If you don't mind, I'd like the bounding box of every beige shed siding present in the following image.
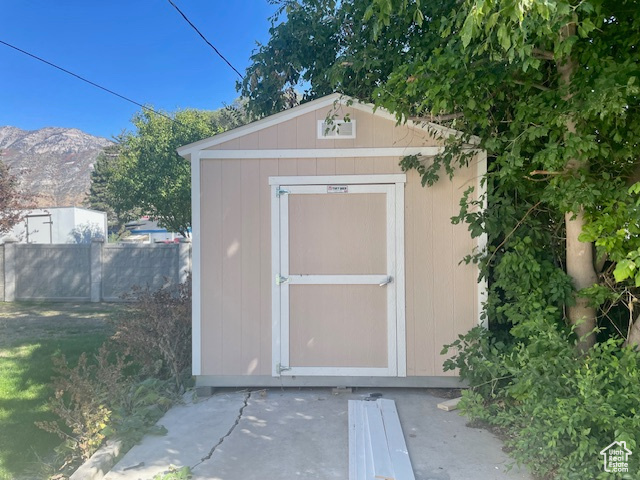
[195,99,479,378]
[200,160,223,374]
[405,168,435,375]
[199,155,479,377]
[288,193,387,275]
[220,160,242,374]
[289,284,388,368]
[452,168,479,368]
[433,172,460,376]
[206,107,441,151]
[241,160,262,375]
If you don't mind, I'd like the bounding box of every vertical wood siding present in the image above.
[198,106,479,377]
[289,285,388,367]
[288,193,387,275]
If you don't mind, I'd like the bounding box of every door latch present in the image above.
[276,274,289,286]
[379,276,393,287]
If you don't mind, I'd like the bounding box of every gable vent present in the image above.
[317,119,357,139]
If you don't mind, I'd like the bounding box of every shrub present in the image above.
[105,377,177,447]
[444,324,640,479]
[36,345,132,467]
[113,276,192,392]
[37,345,178,476]
[441,228,640,478]
[38,276,192,475]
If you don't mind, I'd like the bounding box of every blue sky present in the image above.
[0,1,278,139]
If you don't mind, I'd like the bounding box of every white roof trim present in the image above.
[177,94,478,157]
[178,94,342,156]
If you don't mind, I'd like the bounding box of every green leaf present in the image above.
[485,12,499,32]
[413,8,424,26]
[497,23,511,51]
[613,259,636,283]
[461,14,474,48]
[581,18,596,35]
[628,182,640,195]
[363,5,374,22]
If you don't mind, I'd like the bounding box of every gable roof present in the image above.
[177,93,477,157]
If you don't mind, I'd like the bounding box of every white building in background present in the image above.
[3,206,107,244]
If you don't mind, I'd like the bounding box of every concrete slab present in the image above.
[104,391,248,480]
[393,389,527,480]
[105,388,532,480]
[192,389,347,480]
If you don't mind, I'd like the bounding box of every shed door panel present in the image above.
[289,285,387,368]
[274,182,400,377]
[289,193,386,275]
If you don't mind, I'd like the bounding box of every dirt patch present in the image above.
[0,302,123,347]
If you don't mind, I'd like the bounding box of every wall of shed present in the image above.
[197,104,479,378]
[198,155,479,378]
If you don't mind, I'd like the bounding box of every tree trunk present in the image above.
[622,165,640,348]
[558,22,598,351]
[625,314,640,349]
[565,210,598,350]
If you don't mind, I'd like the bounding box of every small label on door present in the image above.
[327,185,348,193]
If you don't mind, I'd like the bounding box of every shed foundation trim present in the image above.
[194,375,468,388]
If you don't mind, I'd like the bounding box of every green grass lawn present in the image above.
[0,303,117,480]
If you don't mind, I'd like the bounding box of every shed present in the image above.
[178,94,486,388]
[4,206,107,244]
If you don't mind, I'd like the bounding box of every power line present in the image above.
[167,0,244,79]
[0,39,178,124]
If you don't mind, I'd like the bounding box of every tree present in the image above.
[98,106,248,237]
[371,0,639,350]
[85,142,136,237]
[0,160,28,235]
[241,0,640,350]
[239,0,414,117]
[242,4,640,476]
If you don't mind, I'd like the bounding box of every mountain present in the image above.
[0,126,113,207]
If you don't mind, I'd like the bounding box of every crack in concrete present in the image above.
[192,391,252,469]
